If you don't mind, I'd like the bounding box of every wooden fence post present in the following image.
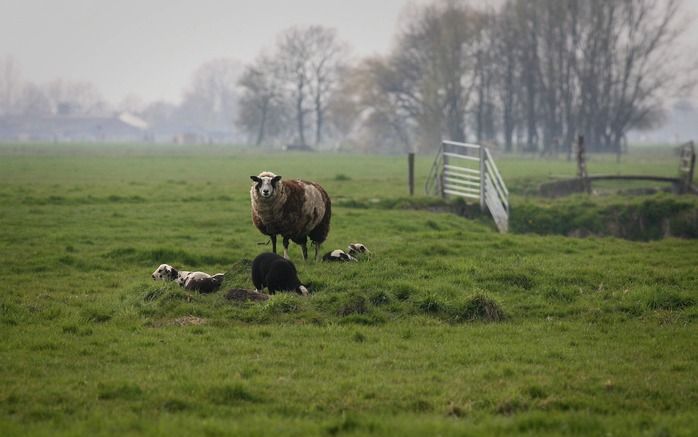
[576,135,591,194]
[408,152,415,196]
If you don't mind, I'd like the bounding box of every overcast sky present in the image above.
[1,0,696,105]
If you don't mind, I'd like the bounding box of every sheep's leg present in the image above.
[270,234,277,253]
[282,237,290,259]
[313,241,321,261]
[300,242,308,261]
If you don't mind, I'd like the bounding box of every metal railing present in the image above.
[426,140,509,232]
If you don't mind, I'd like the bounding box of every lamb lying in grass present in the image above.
[151,263,224,294]
[322,249,357,262]
[347,243,370,257]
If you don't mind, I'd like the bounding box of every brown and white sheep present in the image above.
[250,171,331,261]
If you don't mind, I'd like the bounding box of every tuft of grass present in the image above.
[352,331,367,343]
[337,293,368,316]
[525,385,547,399]
[452,294,506,323]
[391,282,417,301]
[641,290,695,311]
[416,293,443,314]
[80,306,113,324]
[208,383,260,405]
[495,397,528,415]
[97,383,143,401]
[369,290,391,306]
[161,398,190,412]
[262,294,300,315]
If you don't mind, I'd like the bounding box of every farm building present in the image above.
[0,112,149,143]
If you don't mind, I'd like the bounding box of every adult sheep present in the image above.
[250,171,331,261]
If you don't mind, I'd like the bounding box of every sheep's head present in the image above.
[152,264,178,281]
[251,172,282,200]
[348,243,370,256]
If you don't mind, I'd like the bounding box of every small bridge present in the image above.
[540,140,697,197]
[426,140,509,233]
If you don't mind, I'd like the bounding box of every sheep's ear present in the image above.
[250,176,261,183]
[272,175,282,185]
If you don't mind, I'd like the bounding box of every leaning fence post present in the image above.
[440,143,446,198]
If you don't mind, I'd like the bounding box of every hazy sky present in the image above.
[0,0,430,104]
[1,0,696,105]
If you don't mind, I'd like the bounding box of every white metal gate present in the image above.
[426,140,509,232]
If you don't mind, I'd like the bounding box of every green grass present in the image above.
[0,144,697,436]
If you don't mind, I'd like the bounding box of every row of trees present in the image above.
[0,55,243,141]
[2,0,691,152]
[236,0,692,154]
[0,56,108,116]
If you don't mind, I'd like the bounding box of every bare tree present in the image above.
[342,57,415,152]
[490,0,689,155]
[43,79,108,115]
[274,26,349,147]
[19,83,51,115]
[276,27,313,146]
[362,1,486,151]
[472,10,498,144]
[306,26,350,146]
[237,54,287,146]
[180,58,242,132]
[493,4,521,152]
[0,55,23,115]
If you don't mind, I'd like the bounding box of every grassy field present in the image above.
[1,144,697,436]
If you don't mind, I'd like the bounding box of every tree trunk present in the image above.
[296,78,306,146]
[314,93,323,146]
[255,101,268,146]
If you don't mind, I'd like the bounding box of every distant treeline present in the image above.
[0,0,691,153]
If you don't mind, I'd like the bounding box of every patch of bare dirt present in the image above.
[224,288,270,302]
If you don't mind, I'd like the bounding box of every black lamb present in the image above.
[251,252,308,295]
